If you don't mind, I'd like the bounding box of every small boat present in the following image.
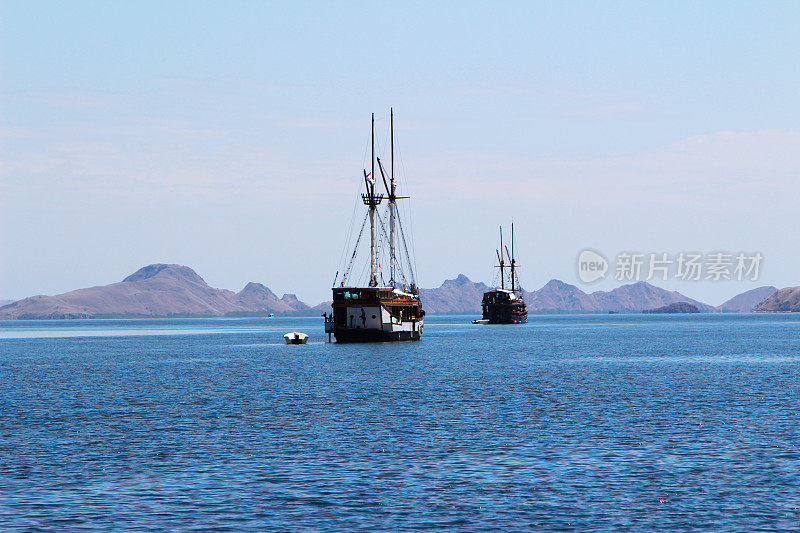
[267,313,275,318]
[284,332,308,344]
[472,319,489,325]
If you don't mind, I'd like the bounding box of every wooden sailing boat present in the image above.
[480,224,528,324]
[324,110,424,342]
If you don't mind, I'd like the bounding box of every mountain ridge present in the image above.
[0,264,309,319]
[419,274,493,313]
[0,266,786,319]
[421,276,722,314]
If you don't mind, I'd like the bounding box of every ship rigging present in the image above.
[324,110,424,342]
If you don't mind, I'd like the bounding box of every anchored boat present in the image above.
[284,332,308,344]
[324,110,424,342]
[480,224,528,324]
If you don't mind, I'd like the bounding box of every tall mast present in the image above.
[389,108,396,287]
[368,112,377,287]
[391,108,394,183]
[510,222,516,292]
[499,226,505,290]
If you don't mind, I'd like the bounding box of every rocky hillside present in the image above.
[310,301,333,313]
[522,279,714,313]
[523,279,598,311]
[753,287,800,312]
[590,282,715,313]
[419,274,492,313]
[718,286,778,312]
[0,264,310,319]
[236,282,309,313]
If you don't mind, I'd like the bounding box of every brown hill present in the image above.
[279,293,310,311]
[236,282,303,313]
[520,279,714,313]
[754,287,800,312]
[0,264,309,319]
[591,281,715,313]
[310,301,333,313]
[523,279,599,311]
[419,274,492,313]
[718,286,778,312]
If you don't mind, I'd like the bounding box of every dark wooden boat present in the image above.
[480,224,528,324]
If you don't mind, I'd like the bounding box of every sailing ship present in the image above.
[324,110,424,342]
[480,224,528,324]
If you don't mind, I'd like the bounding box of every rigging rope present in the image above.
[376,208,409,287]
[336,191,360,279]
[394,131,419,286]
[396,215,416,286]
[340,211,370,286]
[336,112,420,292]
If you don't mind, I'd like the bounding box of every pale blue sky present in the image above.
[2,1,799,305]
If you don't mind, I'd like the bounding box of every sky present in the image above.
[1,1,799,306]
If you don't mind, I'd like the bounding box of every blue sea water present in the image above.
[1,314,799,532]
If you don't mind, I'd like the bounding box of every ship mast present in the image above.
[509,222,516,292]
[498,226,505,290]
[364,113,382,287]
[377,109,409,289]
[389,108,396,287]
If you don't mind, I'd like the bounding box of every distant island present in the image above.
[0,264,320,320]
[717,286,778,312]
[0,264,789,319]
[643,301,700,314]
[754,287,800,312]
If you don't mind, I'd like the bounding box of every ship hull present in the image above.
[481,289,527,324]
[325,287,425,343]
[482,304,528,324]
[332,329,421,343]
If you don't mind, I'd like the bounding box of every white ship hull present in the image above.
[324,288,424,343]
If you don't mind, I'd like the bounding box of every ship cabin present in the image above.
[481,287,527,324]
[482,288,521,305]
[329,286,424,329]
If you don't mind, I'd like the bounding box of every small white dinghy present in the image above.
[284,332,309,345]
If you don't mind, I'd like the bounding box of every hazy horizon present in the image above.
[3,2,799,306]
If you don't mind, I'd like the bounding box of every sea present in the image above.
[1,314,799,532]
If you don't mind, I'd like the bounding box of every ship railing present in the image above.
[323,313,335,333]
